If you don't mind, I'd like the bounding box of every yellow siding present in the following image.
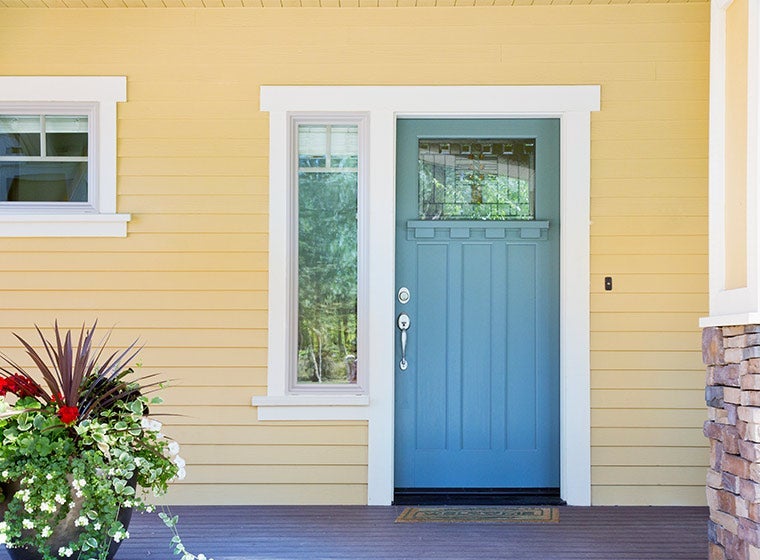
[0,3,708,505]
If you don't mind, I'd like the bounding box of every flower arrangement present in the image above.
[0,322,210,560]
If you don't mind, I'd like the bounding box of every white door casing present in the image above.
[257,85,601,506]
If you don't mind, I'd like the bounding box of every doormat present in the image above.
[395,506,559,524]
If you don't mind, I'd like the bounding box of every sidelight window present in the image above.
[295,122,361,387]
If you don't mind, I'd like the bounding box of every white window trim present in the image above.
[0,77,129,237]
[256,85,600,507]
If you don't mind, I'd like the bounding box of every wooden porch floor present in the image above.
[0,505,708,560]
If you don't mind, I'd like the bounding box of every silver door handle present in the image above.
[398,313,410,371]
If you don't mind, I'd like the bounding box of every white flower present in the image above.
[25,503,35,513]
[39,501,55,513]
[22,519,35,530]
[74,516,89,527]
[45,473,53,480]
[72,478,86,490]
[112,530,129,543]
[167,441,180,456]
[0,534,6,545]
[176,467,186,481]
[173,456,186,469]
[16,489,30,502]
[93,522,101,531]
[0,470,8,478]
[141,417,162,432]
[54,494,66,505]
[58,547,74,557]
[40,526,52,538]
[145,505,154,513]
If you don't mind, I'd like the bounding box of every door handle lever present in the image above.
[397,313,411,371]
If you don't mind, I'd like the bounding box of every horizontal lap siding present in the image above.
[0,3,708,505]
[587,2,709,505]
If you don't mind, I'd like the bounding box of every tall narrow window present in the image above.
[296,123,359,386]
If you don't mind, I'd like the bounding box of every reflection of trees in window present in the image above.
[297,124,358,384]
[418,139,535,220]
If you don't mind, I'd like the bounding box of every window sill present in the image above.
[251,394,370,421]
[0,213,130,237]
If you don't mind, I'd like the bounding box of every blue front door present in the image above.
[394,118,560,489]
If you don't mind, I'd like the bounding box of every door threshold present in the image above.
[393,488,565,506]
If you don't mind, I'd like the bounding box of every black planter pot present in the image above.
[1,479,134,560]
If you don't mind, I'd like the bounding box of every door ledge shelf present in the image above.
[407,220,549,240]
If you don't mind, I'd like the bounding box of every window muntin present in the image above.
[418,138,536,220]
[0,114,91,206]
[296,123,359,386]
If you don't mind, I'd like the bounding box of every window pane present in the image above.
[0,116,41,157]
[0,161,88,202]
[418,138,536,220]
[298,125,328,168]
[46,133,87,157]
[46,115,88,157]
[330,126,359,168]
[297,124,359,385]
[44,115,88,133]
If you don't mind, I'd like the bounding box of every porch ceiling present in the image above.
[0,0,707,7]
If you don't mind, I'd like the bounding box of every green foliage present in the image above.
[0,323,206,560]
[0,396,178,560]
[297,171,358,384]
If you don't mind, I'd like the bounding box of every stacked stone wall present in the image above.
[704,325,760,560]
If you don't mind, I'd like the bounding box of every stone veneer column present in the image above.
[703,325,760,560]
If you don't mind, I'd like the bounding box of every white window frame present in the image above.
[289,115,369,394]
[255,85,600,507]
[0,77,129,237]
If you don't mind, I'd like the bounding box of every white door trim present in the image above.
[260,85,600,506]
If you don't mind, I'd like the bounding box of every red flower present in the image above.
[8,375,40,398]
[0,375,38,398]
[57,406,79,425]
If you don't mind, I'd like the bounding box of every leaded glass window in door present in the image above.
[418,138,535,220]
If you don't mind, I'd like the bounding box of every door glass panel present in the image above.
[296,124,359,385]
[418,138,535,220]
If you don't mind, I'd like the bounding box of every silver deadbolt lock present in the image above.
[397,287,411,305]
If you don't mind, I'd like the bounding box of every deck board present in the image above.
[0,505,708,559]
